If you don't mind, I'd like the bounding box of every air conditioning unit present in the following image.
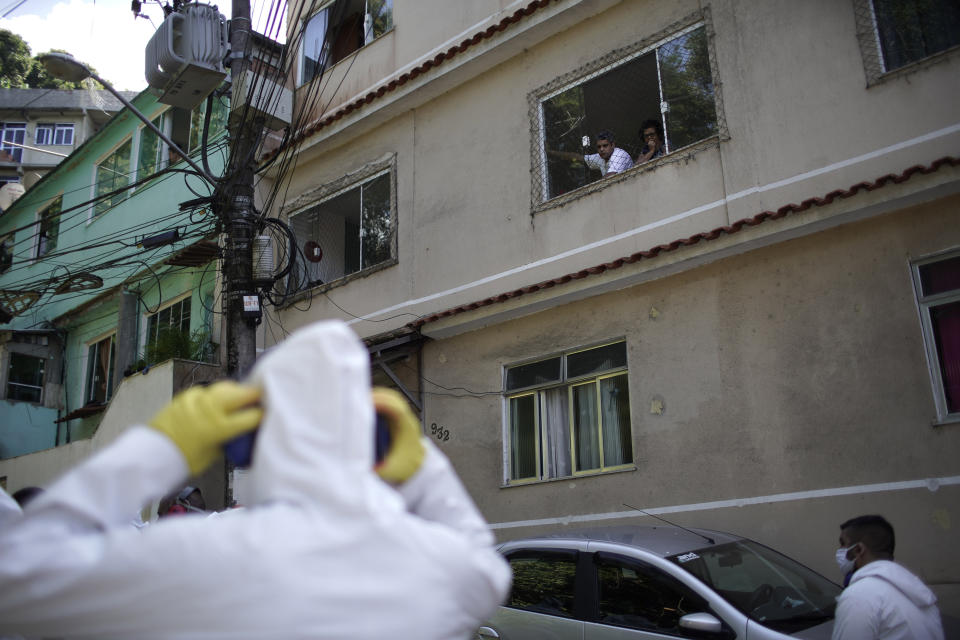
[230,70,292,131]
[145,3,228,110]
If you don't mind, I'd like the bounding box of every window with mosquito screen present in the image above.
[299,0,393,86]
[505,341,632,483]
[0,123,26,163]
[94,139,132,217]
[913,251,960,421]
[288,170,393,289]
[85,334,115,405]
[6,352,45,403]
[36,195,61,259]
[532,22,717,205]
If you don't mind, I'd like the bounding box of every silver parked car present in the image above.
[479,525,841,639]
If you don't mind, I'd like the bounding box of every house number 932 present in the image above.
[429,423,450,442]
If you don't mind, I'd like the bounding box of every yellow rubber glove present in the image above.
[372,387,426,484]
[149,381,263,475]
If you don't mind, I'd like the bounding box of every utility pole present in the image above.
[222,0,261,379]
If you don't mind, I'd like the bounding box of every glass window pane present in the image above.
[659,26,716,151]
[572,381,600,471]
[506,357,561,391]
[600,374,632,466]
[873,0,960,71]
[919,255,960,297]
[35,125,52,145]
[506,551,578,616]
[567,341,627,379]
[7,352,44,403]
[597,556,706,632]
[138,116,163,181]
[0,234,12,274]
[509,394,538,480]
[95,139,131,216]
[360,173,392,269]
[37,195,62,258]
[369,0,392,38]
[931,300,960,414]
[301,8,330,84]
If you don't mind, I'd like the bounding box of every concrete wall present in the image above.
[265,0,960,613]
[418,194,960,613]
[271,0,960,338]
[0,358,227,510]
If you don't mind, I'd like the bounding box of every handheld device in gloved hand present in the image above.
[223,416,392,467]
[224,388,421,477]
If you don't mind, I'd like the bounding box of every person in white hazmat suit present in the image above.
[0,320,511,638]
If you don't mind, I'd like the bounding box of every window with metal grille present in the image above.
[0,123,26,163]
[505,341,632,483]
[85,334,115,405]
[531,22,717,205]
[912,250,960,422]
[36,195,61,259]
[94,139,132,217]
[854,0,960,83]
[288,169,393,289]
[299,0,393,86]
[6,352,45,403]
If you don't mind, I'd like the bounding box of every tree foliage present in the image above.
[0,29,32,88]
[0,30,105,90]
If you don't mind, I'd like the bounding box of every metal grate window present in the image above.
[854,0,960,84]
[530,19,719,207]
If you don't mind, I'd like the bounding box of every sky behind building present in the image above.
[1,0,285,92]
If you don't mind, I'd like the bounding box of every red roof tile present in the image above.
[410,156,960,329]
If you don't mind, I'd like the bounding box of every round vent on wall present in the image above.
[304,240,323,263]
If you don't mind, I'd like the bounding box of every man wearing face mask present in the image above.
[832,514,944,640]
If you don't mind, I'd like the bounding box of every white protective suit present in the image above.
[0,320,511,639]
[832,559,945,640]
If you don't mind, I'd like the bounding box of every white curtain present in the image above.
[541,387,570,478]
[571,383,600,471]
[600,375,631,466]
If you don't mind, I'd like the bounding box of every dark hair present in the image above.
[841,514,895,557]
[639,119,663,138]
[596,130,615,143]
[12,486,44,507]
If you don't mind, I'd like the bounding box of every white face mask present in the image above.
[836,546,856,575]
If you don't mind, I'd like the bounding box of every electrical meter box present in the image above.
[145,3,228,110]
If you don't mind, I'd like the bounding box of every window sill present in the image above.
[866,45,960,87]
[501,464,637,489]
[296,28,395,90]
[532,136,720,215]
[278,257,398,310]
[932,414,960,428]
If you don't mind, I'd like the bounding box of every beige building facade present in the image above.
[264,0,960,613]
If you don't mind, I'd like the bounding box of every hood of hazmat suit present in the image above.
[0,320,511,639]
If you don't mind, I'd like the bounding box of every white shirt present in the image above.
[584,146,634,176]
[833,560,945,640]
[0,321,511,639]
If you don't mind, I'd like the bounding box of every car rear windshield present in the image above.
[669,540,841,633]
